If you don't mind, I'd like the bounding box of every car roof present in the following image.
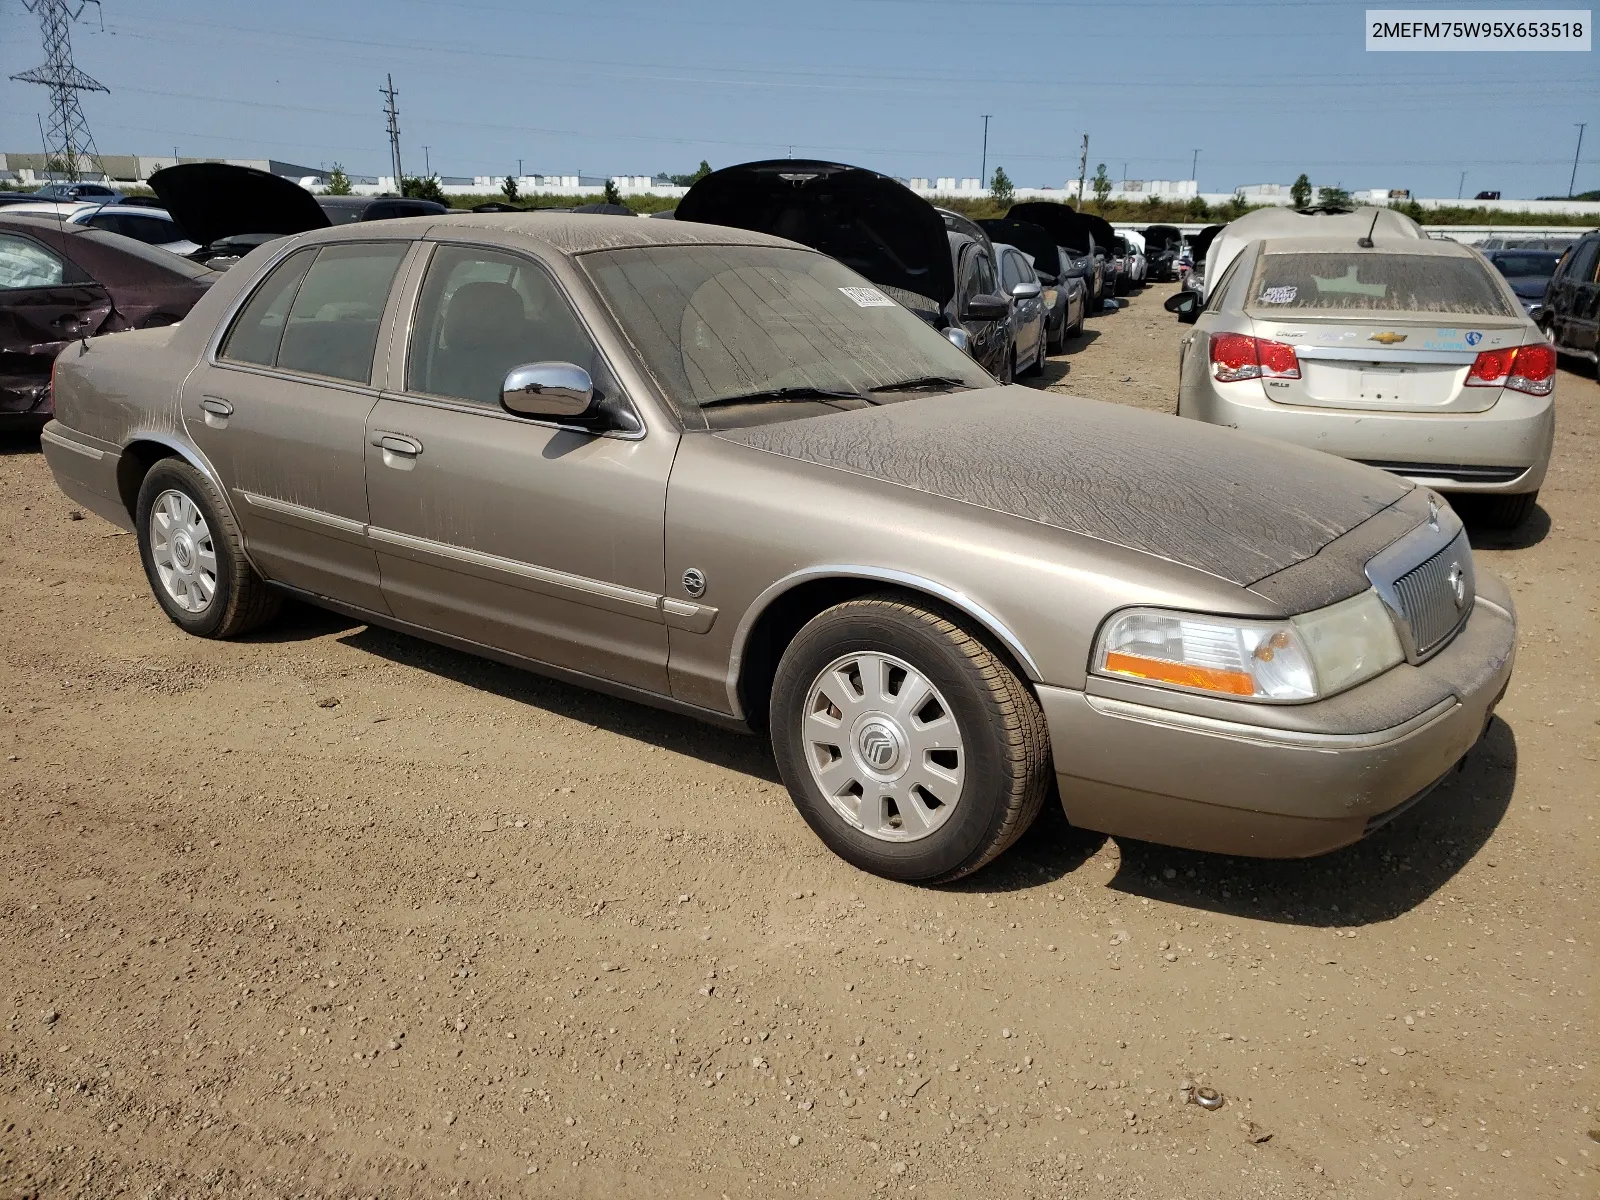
[305,210,809,257]
[1254,234,1477,258]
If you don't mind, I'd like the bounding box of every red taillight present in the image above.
[1210,333,1300,383]
[1506,342,1555,395]
[1466,343,1556,396]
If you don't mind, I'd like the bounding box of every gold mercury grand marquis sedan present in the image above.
[40,213,1517,883]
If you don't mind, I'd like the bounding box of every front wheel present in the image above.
[769,595,1052,883]
[136,458,282,638]
[1458,490,1538,530]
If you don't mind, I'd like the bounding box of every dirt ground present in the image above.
[1,282,1595,1200]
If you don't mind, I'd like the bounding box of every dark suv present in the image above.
[1542,230,1600,373]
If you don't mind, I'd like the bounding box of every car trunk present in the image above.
[1246,314,1529,414]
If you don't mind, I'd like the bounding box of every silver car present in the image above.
[1168,233,1555,528]
[995,243,1048,375]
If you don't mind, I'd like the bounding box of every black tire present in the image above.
[1459,490,1538,530]
[769,594,1052,884]
[135,458,282,638]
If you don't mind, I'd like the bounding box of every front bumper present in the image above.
[1038,577,1516,858]
[1179,379,1555,495]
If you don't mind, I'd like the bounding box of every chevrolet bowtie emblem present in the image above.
[1369,331,1408,344]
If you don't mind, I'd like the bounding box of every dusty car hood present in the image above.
[677,160,954,307]
[714,388,1410,587]
[149,163,330,247]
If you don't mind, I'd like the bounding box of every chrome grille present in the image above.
[1391,530,1474,658]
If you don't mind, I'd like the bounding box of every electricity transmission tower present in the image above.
[10,0,108,182]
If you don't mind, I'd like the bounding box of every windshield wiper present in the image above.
[867,376,974,393]
[699,385,876,410]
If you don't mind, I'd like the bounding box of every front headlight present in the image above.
[1093,590,1403,702]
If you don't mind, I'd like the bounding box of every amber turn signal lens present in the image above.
[1102,651,1257,696]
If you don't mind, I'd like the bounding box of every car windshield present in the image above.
[1488,251,1561,280]
[582,244,992,426]
[1247,251,1518,317]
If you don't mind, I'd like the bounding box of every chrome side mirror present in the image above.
[1010,280,1043,300]
[501,361,594,418]
[943,326,971,354]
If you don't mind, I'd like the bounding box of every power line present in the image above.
[9,0,108,181]
[381,73,403,185]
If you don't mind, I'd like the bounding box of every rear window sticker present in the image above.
[1465,331,1483,345]
[839,286,896,308]
[1258,285,1298,304]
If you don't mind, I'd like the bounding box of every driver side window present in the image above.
[406,244,611,407]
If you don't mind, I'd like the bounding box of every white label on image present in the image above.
[1260,286,1299,305]
[839,287,896,308]
[1366,9,1590,50]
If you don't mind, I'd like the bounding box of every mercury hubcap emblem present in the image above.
[857,720,903,773]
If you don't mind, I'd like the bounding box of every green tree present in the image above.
[324,164,353,196]
[669,160,713,186]
[603,179,624,206]
[1290,173,1312,210]
[1185,195,1211,220]
[1316,183,1353,211]
[401,174,445,203]
[1091,163,1113,211]
[502,175,520,203]
[988,166,1014,206]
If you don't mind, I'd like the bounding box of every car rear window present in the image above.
[1488,252,1560,279]
[1247,252,1517,317]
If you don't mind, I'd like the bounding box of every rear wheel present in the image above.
[136,458,282,638]
[1459,490,1538,530]
[769,595,1052,883]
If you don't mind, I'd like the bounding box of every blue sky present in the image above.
[2,0,1595,197]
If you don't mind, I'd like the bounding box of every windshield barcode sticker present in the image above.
[839,286,896,307]
[1259,286,1299,304]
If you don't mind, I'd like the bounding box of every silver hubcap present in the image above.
[149,489,217,614]
[801,651,965,842]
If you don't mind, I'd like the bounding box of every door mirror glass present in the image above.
[961,294,1010,322]
[502,361,595,418]
[1164,291,1200,323]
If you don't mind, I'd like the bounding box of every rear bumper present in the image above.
[39,421,132,530]
[1179,381,1555,494]
[1038,584,1516,858]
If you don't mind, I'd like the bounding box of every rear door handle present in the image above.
[199,396,234,428]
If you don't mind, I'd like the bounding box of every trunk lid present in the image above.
[1247,315,1530,413]
[714,387,1409,587]
[149,162,331,248]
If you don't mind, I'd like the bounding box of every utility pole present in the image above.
[381,73,403,187]
[1190,148,1200,185]
[11,0,108,182]
[517,157,523,179]
[1457,170,1466,200]
[980,115,992,186]
[1121,161,1127,186]
[1571,123,1587,198]
[423,145,430,176]
[1076,133,1089,204]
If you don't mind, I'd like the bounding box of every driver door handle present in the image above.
[371,432,423,456]
[200,397,234,416]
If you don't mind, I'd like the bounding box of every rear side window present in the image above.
[999,251,1024,290]
[1568,238,1600,284]
[0,232,68,289]
[220,248,317,366]
[275,243,408,382]
[1247,252,1517,317]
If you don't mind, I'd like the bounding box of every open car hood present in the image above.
[977,219,1063,278]
[677,160,954,307]
[716,387,1410,587]
[149,163,331,248]
[1006,202,1105,258]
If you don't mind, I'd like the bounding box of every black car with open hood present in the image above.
[150,163,449,267]
[677,160,954,311]
[1142,224,1182,282]
[1005,202,1104,308]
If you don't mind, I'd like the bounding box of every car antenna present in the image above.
[1357,206,1381,249]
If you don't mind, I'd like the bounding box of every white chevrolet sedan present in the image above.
[1167,232,1555,529]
